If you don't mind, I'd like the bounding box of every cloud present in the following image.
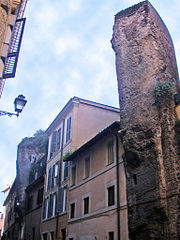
[68,0,83,12]
[53,33,81,57]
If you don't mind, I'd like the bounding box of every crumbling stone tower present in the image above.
[112,1,180,239]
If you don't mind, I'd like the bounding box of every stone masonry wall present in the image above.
[0,0,12,53]
[16,132,48,210]
[0,0,13,94]
[112,1,180,239]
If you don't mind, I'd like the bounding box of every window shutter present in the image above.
[47,167,52,191]
[48,194,53,218]
[84,157,90,178]
[108,141,114,164]
[64,188,67,212]
[57,128,61,151]
[50,131,57,157]
[42,198,47,219]
[63,162,69,180]
[57,188,64,213]
[55,192,57,215]
[51,164,55,189]
[66,116,72,143]
[37,187,44,205]
[55,162,59,186]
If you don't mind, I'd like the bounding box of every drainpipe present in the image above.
[56,118,65,239]
[112,131,121,240]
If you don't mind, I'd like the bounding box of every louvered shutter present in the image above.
[54,192,57,215]
[57,188,64,213]
[55,162,59,186]
[50,131,57,158]
[51,164,55,189]
[66,116,72,143]
[48,194,53,218]
[63,161,69,180]
[47,167,52,191]
[42,198,47,219]
[57,128,61,151]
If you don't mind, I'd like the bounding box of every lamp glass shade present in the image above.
[14,95,27,113]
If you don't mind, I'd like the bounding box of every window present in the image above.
[37,187,44,205]
[109,232,114,240]
[50,232,54,240]
[50,128,62,158]
[27,196,33,210]
[51,164,55,189]
[108,186,115,206]
[42,233,48,240]
[54,163,59,181]
[84,157,90,179]
[132,174,137,186]
[70,203,75,219]
[63,188,67,212]
[61,229,66,240]
[47,167,52,191]
[47,163,59,191]
[83,197,89,214]
[32,227,35,240]
[107,140,114,165]
[71,166,76,186]
[52,162,59,188]
[65,116,72,143]
[50,131,57,158]
[43,198,48,219]
[63,161,69,180]
[57,188,67,213]
[53,192,57,216]
[48,194,53,218]
[57,128,62,151]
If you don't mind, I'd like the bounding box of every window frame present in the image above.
[71,165,76,186]
[50,131,57,158]
[62,188,67,213]
[82,193,91,215]
[106,139,115,166]
[105,181,116,208]
[56,127,62,151]
[70,202,75,219]
[62,161,69,181]
[43,197,49,220]
[65,114,72,144]
[37,187,44,205]
[107,185,115,207]
[27,195,33,211]
[48,193,54,218]
[83,156,90,179]
[109,232,114,240]
[52,192,57,217]
[47,167,52,191]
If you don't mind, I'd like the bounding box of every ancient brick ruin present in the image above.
[112,1,180,239]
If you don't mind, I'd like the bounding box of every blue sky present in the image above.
[0,0,180,210]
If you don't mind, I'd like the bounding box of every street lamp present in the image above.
[0,94,27,117]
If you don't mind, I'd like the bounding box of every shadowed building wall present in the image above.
[112,1,180,239]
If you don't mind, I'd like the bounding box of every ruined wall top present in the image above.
[112,0,180,127]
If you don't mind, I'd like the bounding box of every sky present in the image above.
[0,0,180,211]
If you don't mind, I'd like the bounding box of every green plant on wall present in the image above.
[62,150,76,161]
[29,155,46,183]
[155,81,176,103]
